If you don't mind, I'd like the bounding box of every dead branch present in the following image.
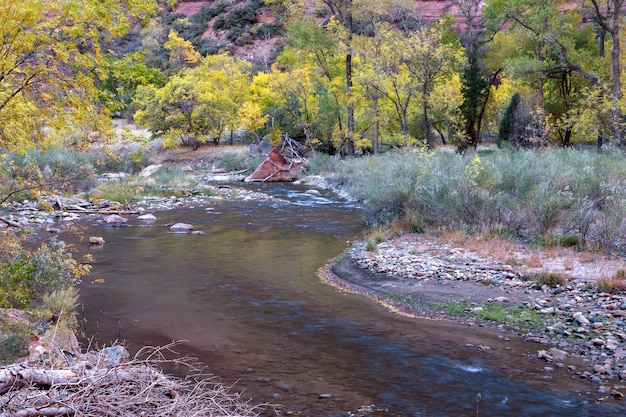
[1,343,273,417]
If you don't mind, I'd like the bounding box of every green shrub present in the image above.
[534,272,566,288]
[535,233,581,249]
[0,233,89,310]
[0,146,98,201]
[42,288,80,330]
[220,152,247,171]
[0,320,31,364]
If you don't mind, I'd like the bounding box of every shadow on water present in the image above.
[74,183,624,416]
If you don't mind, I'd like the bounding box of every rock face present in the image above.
[245,148,300,182]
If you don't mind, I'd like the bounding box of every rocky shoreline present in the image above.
[321,234,626,402]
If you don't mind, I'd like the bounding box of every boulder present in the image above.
[104,214,127,224]
[89,236,105,245]
[245,148,300,182]
[139,164,162,177]
[170,223,193,231]
[137,213,157,221]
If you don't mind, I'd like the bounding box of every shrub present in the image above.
[0,146,98,202]
[0,233,90,310]
[254,23,285,40]
[596,271,626,294]
[535,233,581,249]
[534,272,567,288]
[0,320,31,365]
[365,240,377,252]
[220,152,247,171]
[310,148,626,251]
[42,287,80,328]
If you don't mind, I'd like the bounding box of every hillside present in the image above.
[169,0,477,66]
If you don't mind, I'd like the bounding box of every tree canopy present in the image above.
[0,0,157,151]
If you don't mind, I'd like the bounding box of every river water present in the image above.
[74,183,624,416]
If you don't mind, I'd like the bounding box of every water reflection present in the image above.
[75,183,624,416]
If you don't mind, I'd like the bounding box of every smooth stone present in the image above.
[170,223,193,231]
[104,214,127,224]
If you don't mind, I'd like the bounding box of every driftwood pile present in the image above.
[0,344,270,417]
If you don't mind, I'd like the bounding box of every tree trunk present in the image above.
[345,14,355,156]
[373,93,379,154]
[422,83,432,148]
[611,6,623,144]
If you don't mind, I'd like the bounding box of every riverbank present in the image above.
[321,233,626,403]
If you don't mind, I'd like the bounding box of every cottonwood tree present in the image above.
[402,22,465,148]
[484,0,623,146]
[0,0,157,151]
[134,54,252,148]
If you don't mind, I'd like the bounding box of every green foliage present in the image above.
[533,272,567,288]
[535,233,581,249]
[0,146,99,204]
[42,288,80,330]
[365,240,378,252]
[497,93,521,146]
[219,152,247,171]
[0,233,90,310]
[0,320,31,364]
[213,1,261,44]
[134,54,252,148]
[98,56,167,115]
[438,298,544,329]
[459,61,491,150]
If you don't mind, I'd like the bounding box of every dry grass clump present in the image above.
[596,270,626,294]
[562,257,575,271]
[0,343,273,417]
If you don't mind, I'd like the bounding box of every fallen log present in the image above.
[1,406,75,417]
[0,368,77,395]
[61,210,138,215]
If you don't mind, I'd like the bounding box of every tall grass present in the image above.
[310,148,626,251]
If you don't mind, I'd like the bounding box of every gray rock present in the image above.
[138,213,157,221]
[170,223,193,231]
[101,345,130,367]
[104,214,127,224]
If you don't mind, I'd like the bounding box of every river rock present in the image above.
[573,312,590,326]
[104,214,127,224]
[548,347,568,362]
[89,236,105,245]
[137,213,157,221]
[170,223,193,231]
[100,345,130,367]
[139,164,162,177]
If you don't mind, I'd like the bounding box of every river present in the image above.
[75,183,624,416]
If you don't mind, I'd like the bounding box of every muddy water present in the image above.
[76,184,623,416]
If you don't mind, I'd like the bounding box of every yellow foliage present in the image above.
[238,102,269,137]
[0,0,157,152]
[164,30,201,67]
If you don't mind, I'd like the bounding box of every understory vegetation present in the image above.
[311,147,626,253]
